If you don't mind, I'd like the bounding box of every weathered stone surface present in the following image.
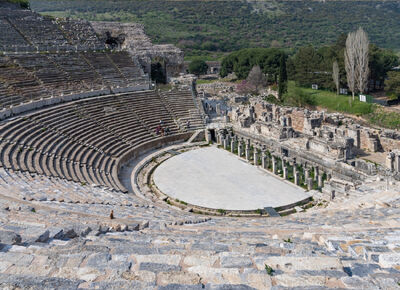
[183,255,219,267]
[139,263,181,273]
[159,285,204,290]
[158,271,201,286]
[257,256,342,272]
[135,254,181,266]
[35,230,50,243]
[219,254,253,268]
[0,274,83,289]
[379,253,400,268]
[187,266,241,284]
[0,230,21,245]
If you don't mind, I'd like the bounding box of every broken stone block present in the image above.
[35,230,50,243]
[0,230,22,245]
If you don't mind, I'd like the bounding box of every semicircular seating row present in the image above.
[0,90,204,192]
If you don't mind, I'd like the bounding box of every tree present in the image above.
[332,60,340,95]
[354,27,369,95]
[345,30,357,99]
[386,71,400,99]
[236,80,257,95]
[278,54,287,98]
[220,48,283,80]
[345,27,370,99]
[247,65,266,92]
[189,59,208,76]
[291,45,322,87]
[369,45,399,91]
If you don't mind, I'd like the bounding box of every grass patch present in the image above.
[265,264,275,276]
[217,208,226,215]
[284,81,400,129]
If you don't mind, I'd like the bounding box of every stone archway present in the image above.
[151,57,167,84]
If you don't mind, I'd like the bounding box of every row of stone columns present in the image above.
[216,132,328,190]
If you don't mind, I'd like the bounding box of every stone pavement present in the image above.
[153,147,310,210]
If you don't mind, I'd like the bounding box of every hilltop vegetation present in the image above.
[30,0,400,59]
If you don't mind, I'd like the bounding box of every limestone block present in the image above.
[378,253,400,268]
[0,230,22,245]
[35,230,50,243]
[135,255,181,266]
[157,271,201,286]
[257,256,342,272]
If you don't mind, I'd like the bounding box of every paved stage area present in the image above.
[153,146,310,210]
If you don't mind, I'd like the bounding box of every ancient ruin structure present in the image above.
[0,3,399,289]
[91,22,184,81]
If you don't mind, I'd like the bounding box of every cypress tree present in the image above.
[278,53,288,98]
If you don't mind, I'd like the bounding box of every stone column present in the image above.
[318,174,323,188]
[294,171,299,185]
[245,143,250,161]
[253,149,259,166]
[205,129,212,143]
[283,167,288,179]
[231,139,235,153]
[304,168,310,181]
[261,151,266,169]
[223,136,228,150]
[314,166,319,181]
[395,152,400,173]
[307,178,313,190]
[238,142,243,157]
[272,156,277,174]
[386,152,395,171]
[216,104,221,116]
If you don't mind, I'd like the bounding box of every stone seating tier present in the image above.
[0,162,399,288]
[0,8,106,52]
[0,51,150,109]
[0,89,203,192]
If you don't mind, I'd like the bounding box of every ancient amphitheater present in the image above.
[0,3,400,289]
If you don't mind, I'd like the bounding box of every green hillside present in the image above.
[30,0,400,59]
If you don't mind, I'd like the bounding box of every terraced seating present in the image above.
[12,54,72,95]
[0,166,398,288]
[161,90,205,130]
[56,18,105,49]
[0,56,48,105]
[0,16,29,47]
[0,90,202,192]
[117,91,180,135]
[0,51,150,109]
[107,51,146,85]
[83,52,128,88]
[7,12,68,48]
[49,53,105,91]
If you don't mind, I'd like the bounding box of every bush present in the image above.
[284,87,316,107]
[189,59,208,75]
[265,264,275,276]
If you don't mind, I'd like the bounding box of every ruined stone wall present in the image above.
[91,21,184,80]
[380,137,400,152]
[288,110,305,133]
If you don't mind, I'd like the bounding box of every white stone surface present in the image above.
[153,147,310,210]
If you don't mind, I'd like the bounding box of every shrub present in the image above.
[189,59,208,76]
[265,264,275,276]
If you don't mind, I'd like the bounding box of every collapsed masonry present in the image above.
[208,97,400,199]
[91,21,184,81]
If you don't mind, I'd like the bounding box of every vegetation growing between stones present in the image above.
[264,264,274,276]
